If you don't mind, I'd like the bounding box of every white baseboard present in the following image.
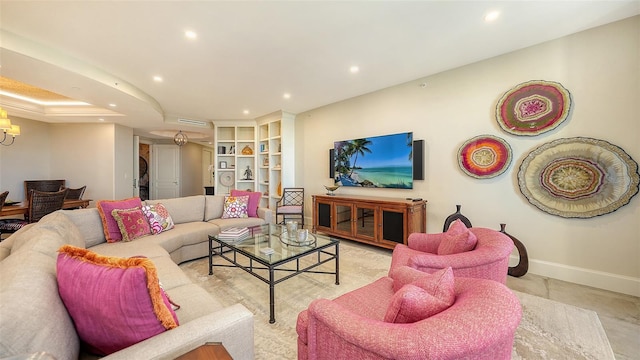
[511,255,640,297]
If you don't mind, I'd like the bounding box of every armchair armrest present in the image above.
[407,232,443,253]
[257,207,272,224]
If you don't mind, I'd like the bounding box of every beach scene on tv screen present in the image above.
[334,132,413,189]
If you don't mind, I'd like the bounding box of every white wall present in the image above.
[0,117,51,200]
[297,17,640,296]
[49,123,118,202]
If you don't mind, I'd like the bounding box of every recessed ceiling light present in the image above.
[243,109,250,115]
[283,93,291,99]
[98,118,105,122]
[108,103,117,107]
[185,30,197,39]
[153,76,163,82]
[350,65,360,74]
[484,10,500,22]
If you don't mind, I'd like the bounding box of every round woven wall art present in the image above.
[518,137,639,218]
[458,135,512,179]
[496,80,571,136]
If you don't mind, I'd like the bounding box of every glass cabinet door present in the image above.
[354,204,376,241]
[333,201,353,236]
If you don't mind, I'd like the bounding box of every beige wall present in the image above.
[297,17,640,296]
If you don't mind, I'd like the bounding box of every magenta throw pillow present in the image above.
[437,219,478,255]
[112,207,151,241]
[230,189,262,217]
[97,197,143,243]
[56,245,179,356]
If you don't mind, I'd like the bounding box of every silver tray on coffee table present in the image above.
[276,230,317,247]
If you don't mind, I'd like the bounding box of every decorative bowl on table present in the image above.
[324,185,340,196]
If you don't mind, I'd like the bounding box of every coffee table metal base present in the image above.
[208,236,339,323]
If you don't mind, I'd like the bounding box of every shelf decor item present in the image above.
[241,145,253,155]
[518,137,639,218]
[496,80,571,136]
[458,135,512,179]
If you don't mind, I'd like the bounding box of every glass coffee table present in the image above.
[208,223,340,323]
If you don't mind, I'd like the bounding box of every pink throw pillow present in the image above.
[112,207,151,241]
[141,203,175,235]
[384,285,452,323]
[222,195,249,219]
[97,197,143,243]
[56,245,179,356]
[437,219,478,255]
[385,266,456,323]
[230,189,261,217]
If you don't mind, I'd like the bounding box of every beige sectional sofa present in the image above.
[0,195,272,360]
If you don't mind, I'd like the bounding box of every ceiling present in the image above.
[0,1,638,143]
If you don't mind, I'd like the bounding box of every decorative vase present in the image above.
[277,182,282,196]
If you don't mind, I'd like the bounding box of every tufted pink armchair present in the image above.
[389,227,514,284]
[297,276,522,360]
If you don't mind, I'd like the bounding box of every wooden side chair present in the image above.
[0,189,68,237]
[275,187,305,226]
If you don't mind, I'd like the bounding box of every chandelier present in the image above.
[0,107,20,146]
[173,130,188,146]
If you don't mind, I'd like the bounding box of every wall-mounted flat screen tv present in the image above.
[334,132,413,189]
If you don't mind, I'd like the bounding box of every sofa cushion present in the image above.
[145,196,205,224]
[222,195,249,219]
[142,203,175,234]
[9,212,85,258]
[97,197,143,243]
[230,190,261,217]
[113,207,152,241]
[0,248,80,360]
[56,245,179,356]
[204,195,225,221]
[60,208,106,247]
[437,219,478,255]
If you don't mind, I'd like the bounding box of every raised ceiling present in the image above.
[0,1,638,142]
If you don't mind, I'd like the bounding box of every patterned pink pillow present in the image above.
[111,207,151,241]
[391,266,454,298]
[56,245,179,356]
[97,197,143,243]
[230,189,262,217]
[222,195,249,219]
[385,266,456,323]
[141,203,174,235]
[384,284,452,323]
[437,219,478,255]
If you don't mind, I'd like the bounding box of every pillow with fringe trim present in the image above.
[56,245,179,356]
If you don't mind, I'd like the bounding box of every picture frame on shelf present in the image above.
[219,161,227,169]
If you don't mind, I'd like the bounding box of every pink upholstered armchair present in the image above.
[297,275,522,360]
[389,226,514,284]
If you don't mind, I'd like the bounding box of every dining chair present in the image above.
[63,185,86,200]
[0,188,68,238]
[24,180,66,197]
[275,187,305,226]
[0,191,8,209]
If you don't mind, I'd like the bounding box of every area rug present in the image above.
[180,242,614,360]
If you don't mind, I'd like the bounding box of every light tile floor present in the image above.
[507,273,640,360]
